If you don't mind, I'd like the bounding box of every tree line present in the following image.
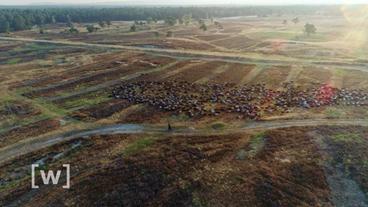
[0,6,341,33]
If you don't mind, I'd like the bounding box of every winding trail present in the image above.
[2,36,368,73]
[0,36,294,64]
[0,118,367,165]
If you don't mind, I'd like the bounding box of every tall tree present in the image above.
[292,17,300,24]
[165,17,176,26]
[98,21,106,28]
[0,16,10,33]
[51,16,56,24]
[69,26,79,34]
[166,31,173,37]
[200,23,207,31]
[183,14,192,26]
[0,6,331,32]
[146,17,153,24]
[86,25,98,33]
[66,14,73,27]
[214,21,223,29]
[178,18,184,25]
[130,24,136,32]
[154,31,160,38]
[13,15,26,31]
[35,15,45,25]
[304,23,316,36]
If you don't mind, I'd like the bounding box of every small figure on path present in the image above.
[168,122,172,131]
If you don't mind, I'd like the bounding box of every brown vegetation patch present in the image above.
[119,105,171,124]
[1,127,335,206]
[196,127,332,206]
[167,61,225,82]
[316,126,368,195]
[342,70,368,89]
[9,133,242,206]
[212,36,258,50]
[0,101,40,118]
[25,55,174,98]
[131,61,191,82]
[71,99,132,121]
[195,34,229,41]
[253,65,291,88]
[297,66,333,87]
[210,63,255,84]
[0,119,60,148]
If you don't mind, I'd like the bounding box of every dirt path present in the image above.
[239,65,265,84]
[195,64,230,83]
[1,118,368,165]
[2,36,368,73]
[159,61,207,80]
[170,36,231,52]
[284,65,303,83]
[0,36,293,63]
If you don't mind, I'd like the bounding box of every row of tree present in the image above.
[0,6,340,33]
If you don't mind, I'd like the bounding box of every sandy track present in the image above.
[0,118,367,165]
[2,36,368,73]
[240,65,264,84]
[285,65,303,82]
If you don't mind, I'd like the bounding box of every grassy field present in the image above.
[1,12,368,206]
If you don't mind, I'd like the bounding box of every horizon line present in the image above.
[0,3,367,6]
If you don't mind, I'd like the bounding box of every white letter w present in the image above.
[40,170,62,185]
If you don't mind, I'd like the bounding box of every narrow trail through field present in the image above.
[240,65,265,84]
[158,61,206,80]
[1,118,368,165]
[2,36,368,73]
[329,69,345,88]
[195,64,230,83]
[47,61,179,102]
[285,65,303,82]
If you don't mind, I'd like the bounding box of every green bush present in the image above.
[332,133,362,143]
[211,122,226,130]
[124,137,155,156]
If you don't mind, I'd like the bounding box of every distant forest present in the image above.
[0,6,342,33]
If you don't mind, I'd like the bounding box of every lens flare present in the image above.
[340,3,368,52]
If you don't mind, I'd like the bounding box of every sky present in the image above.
[1,0,368,5]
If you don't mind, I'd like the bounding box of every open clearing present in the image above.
[1,11,368,206]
